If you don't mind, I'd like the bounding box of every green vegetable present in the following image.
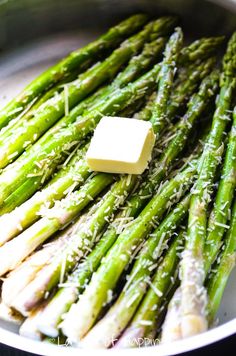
[0,14,148,129]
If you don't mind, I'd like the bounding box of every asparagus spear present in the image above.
[1,219,80,307]
[179,32,236,339]
[204,106,236,273]
[36,227,120,337]
[161,288,182,343]
[37,69,217,331]
[37,193,190,338]
[0,48,218,215]
[31,107,209,337]
[207,197,236,324]
[0,14,148,129]
[178,36,225,64]
[0,69,81,141]
[0,22,159,169]
[0,36,166,214]
[0,36,166,161]
[19,303,48,341]
[79,197,189,348]
[134,92,156,121]
[54,69,217,334]
[0,37,167,239]
[10,174,138,315]
[60,162,197,342]
[0,144,91,245]
[115,232,184,349]
[167,57,216,119]
[119,69,218,220]
[0,63,161,212]
[161,107,236,342]
[0,173,115,277]
[150,27,183,134]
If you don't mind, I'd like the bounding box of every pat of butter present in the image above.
[86,116,155,174]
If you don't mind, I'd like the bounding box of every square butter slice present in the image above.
[86,116,155,174]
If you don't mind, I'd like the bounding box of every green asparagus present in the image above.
[0,36,166,163]
[79,198,189,348]
[0,14,148,129]
[207,197,236,323]
[178,36,225,64]
[167,57,216,119]
[115,232,184,349]
[0,63,161,213]
[60,162,197,342]
[0,21,160,169]
[150,27,183,134]
[0,173,115,277]
[10,174,139,315]
[0,144,91,245]
[204,106,236,273]
[179,32,236,339]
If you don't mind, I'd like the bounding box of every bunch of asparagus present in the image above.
[0,14,235,349]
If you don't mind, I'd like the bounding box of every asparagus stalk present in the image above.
[37,227,120,337]
[0,37,166,240]
[178,36,225,64]
[134,92,156,121]
[115,232,184,349]
[0,144,91,245]
[120,69,218,220]
[79,197,189,348]
[10,174,138,315]
[207,197,236,324]
[0,14,148,129]
[0,63,161,212]
[0,35,166,214]
[0,173,115,277]
[0,21,159,169]
[19,303,48,341]
[37,194,190,338]
[60,162,197,343]
[178,32,236,339]
[204,106,236,273]
[167,57,216,119]
[35,106,211,338]
[1,220,80,307]
[0,36,166,162]
[150,27,183,134]
[161,107,236,342]
[0,69,80,141]
[38,69,217,332]
[55,69,217,333]
[161,288,182,343]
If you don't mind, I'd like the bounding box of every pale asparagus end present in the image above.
[60,300,91,343]
[37,287,78,338]
[19,307,45,340]
[1,245,54,306]
[10,263,56,317]
[161,288,182,343]
[180,250,208,338]
[80,312,119,349]
[114,327,145,348]
[0,217,57,276]
[181,314,208,338]
[0,303,23,325]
